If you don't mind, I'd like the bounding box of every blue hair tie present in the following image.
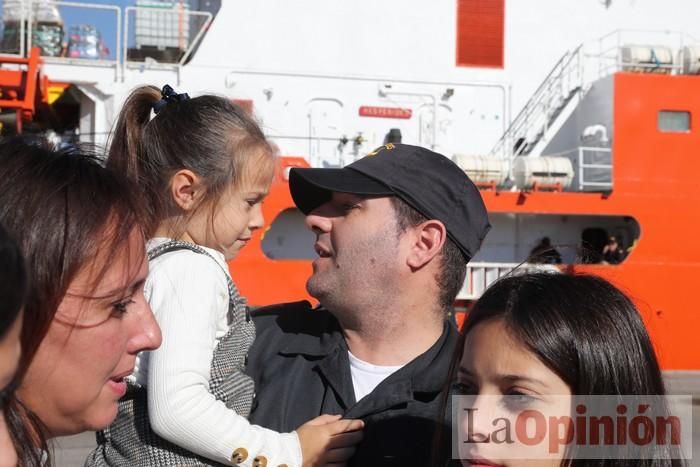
[153,84,190,115]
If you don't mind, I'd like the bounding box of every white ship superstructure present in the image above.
[1,0,697,163]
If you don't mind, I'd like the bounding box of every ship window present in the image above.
[658,110,690,132]
[470,213,641,266]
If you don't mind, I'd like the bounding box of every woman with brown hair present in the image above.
[0,138,162,466]
[0,221,26,467]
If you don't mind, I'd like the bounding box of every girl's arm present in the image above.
[146,251,302,466]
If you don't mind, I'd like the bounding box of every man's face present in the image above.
[304,192,404,313]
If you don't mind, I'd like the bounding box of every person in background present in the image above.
[0,138,162,467]
[529,237,562,264]
[89,85,362,467]
[0,221,26,467]
[602,235,625,264]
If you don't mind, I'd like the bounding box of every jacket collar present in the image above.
[406,320,458,393]
[279,309,459,396]
[279,307,346,357]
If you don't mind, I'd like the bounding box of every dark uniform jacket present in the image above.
[247,301,458,467]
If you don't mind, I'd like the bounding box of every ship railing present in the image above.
[457,262,560,300]
[590,29,699,79]
[36,2,121,79]
[578,146,612,191]
[122,6,213,82]
[489,29,700,167]
[489,44,584,161]
[0,0,29,57]
[0,1,122,79]
[0,1,213,82]
[539,145,613,192]
[0,0,122,79]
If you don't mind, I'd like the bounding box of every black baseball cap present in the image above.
[289,143,491,260]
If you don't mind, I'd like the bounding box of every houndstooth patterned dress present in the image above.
[86,240,256,467]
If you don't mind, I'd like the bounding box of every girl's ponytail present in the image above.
[107,86,161,235]
[107,86,160,185]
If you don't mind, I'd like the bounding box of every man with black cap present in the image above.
[247,143,490,467]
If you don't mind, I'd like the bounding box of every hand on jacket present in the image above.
[297,414,364,467]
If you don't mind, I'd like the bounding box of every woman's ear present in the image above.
[406,220,447,269]
[170,169,202,211]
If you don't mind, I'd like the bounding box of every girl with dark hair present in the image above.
[0,222,26,467]
[0,138,162,467]
[89,85,362,467]
[449,272,683,467]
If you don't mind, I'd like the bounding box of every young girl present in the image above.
[441,272,684,467]
[89,85,362,467]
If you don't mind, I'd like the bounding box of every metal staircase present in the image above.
[490,45,585,160]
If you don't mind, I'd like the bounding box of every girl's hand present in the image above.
[296,414,364,467]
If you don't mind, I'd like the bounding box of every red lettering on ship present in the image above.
[358,106,412,119]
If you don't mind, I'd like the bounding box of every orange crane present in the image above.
[0,47,49,133]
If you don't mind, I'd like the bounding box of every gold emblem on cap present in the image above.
[367,143,395,157]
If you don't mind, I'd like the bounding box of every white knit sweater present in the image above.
[131,238,302,467]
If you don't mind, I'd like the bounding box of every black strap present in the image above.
[147,240,250,321]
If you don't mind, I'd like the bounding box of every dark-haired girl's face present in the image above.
[0,312,22,467]
[17,228,162,437]
[457,319,571,467]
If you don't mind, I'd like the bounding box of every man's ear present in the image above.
[170,169,203,211]
[406,220,447,269]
